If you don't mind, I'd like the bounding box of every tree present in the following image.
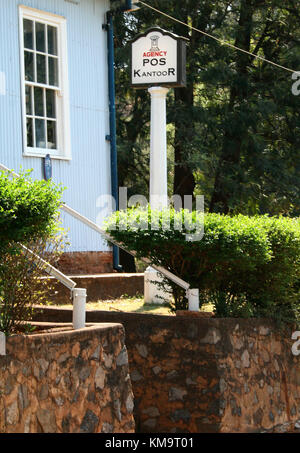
[114,0,300,217]
[208,0,300,215]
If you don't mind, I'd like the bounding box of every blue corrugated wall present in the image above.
[0,0,112,252]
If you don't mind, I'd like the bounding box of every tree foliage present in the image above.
[114,0,300,216]
[0,170,63,249]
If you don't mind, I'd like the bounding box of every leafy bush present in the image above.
[0,237,65,336]
[105,208,300,324]
[0,169,63,249]
[0,170,65,335]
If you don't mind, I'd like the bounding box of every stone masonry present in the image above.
[0,324,135,433]
[32,307,300,433]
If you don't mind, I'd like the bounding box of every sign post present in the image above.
[131,27,187,303]
[148,86,169,210]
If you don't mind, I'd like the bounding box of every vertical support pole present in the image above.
[145,87,170,304]
[72,288,87,330]
[188,288,199,311]
[0,332,6,356]
[148,86,169,209]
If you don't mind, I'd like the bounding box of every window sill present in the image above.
[23,151,71,161]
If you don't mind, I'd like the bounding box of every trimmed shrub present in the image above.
[0,169,63,249]
[0,170,65,335]
[105,208,300,324]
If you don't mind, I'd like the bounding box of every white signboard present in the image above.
[131,28,186,88]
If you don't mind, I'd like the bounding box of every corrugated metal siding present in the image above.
[0,0,112,252]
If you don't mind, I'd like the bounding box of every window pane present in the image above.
[36,22,46,53]
[34,87,44,117]
[35,119,46,148]
[48,57,59,86]
[36,54,46,84]
[26,118,33,147]
[24,51,34,82]
[47,26,58,56]
[46,89,56,118]
[47,121,57,149]
[23,19,33,49]
[25,85,32,115]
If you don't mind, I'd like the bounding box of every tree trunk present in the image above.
[209,0,254,213]
[173,85,196,202]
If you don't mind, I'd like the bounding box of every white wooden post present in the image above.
[187,288,200,312]
[0,332,6,356]
[72,288,87,330]
[148,86,169,210]
[144,86,171,304]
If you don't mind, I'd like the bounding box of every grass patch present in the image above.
[60,295,174,316]
[58,294,214,316]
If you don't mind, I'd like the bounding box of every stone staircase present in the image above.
[41,272,144,305]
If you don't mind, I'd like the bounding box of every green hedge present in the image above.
[0,170,65,335]
[105,208,300,323]
[0,170,63,249]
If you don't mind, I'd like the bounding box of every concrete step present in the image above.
[41,273,144,305]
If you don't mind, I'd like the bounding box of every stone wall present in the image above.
[0,324,135,433]
[217,321,300,433]
[32,307,300,433]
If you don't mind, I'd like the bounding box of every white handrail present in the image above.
[20,244,76,291]
[0,164,76,288]
[62,204,200,311]
[0,163,86,330]
[0,163,18,177]
[0,162,199,310]
[61,203,190,292]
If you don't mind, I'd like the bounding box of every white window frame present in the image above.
[19,5,71,160]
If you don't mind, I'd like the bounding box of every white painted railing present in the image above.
[0,163,200,323]
[0,163,87,338]
[20,244,76,291]
[61,204,199,311]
